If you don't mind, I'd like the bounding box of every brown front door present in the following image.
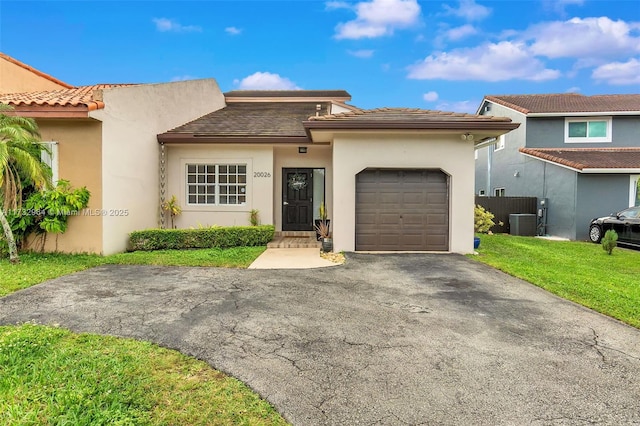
[283,168,314,231]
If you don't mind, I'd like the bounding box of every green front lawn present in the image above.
[0,246,284,425]
[0,247,266,297]
[0,323,288,425]
[471,234,640,328]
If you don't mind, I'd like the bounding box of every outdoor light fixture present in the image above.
[461,133,474,141]
[298,147,308,154]
[514,171,520,177]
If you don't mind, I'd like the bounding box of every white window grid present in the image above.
[186,164,247,205]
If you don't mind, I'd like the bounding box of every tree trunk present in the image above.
[0,208,20,264]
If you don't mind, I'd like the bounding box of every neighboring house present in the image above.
[0,53,224,254]
[159,93,518,253]
[1,53,520,255]
[475,93,640,240]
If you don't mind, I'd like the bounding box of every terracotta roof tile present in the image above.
[486,94,640,114]
[308,107,515,123]
[0,52,73,90]
[0,84,133,111]
[519,147,640,171]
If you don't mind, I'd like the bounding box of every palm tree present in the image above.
[0,104,50,263]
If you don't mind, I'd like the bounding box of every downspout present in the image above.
[159,142,167,229]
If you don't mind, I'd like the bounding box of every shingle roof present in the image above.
[225,90,351,101]
[520,147,640,171]
[158,101,332,143]
[0,52,73,90]
[486,94,640,115]
[0,84,131,110]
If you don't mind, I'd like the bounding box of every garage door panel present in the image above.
[402,213,425,225]
[427,214,446,225]
[356,169,449,251]
[380,213,402,224]
[379,192,401,205]
[356,213,378,224]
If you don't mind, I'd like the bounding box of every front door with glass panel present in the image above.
[283,168,314,231]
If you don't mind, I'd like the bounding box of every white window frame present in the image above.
[474,149,478,160]
[185,163,247,206]
[564,117,612,143]
[494,187,505,197]
[631,175,640,207]
[494,135,505,151]
[478,189,486,196]
[40,141,59,185]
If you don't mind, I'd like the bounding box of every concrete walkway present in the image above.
[249,248,337,269]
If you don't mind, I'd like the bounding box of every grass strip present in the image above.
[0,247,266,297]
[0,323,288,425]
[471,234,640,328]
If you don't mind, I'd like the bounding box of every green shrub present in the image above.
[602,229,618,255]
[474,204,495,234]
[129,225,275,251]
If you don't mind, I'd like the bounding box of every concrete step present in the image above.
[268,231,321,248]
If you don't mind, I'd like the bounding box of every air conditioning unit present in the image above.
[509,214,537,236]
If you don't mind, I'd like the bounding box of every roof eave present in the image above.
[7,105,95,118]
[303,120,520,131]
[527,111,640,117]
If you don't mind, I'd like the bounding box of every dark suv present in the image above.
[589,206,640,249]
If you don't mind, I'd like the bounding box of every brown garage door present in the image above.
[356,169,449,251]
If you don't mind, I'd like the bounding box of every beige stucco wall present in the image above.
[0,57,69,93]
[33,119,103,253]
[166,144,274,228]
[90,79,225,254]
[274,145,333,230]
[332,133,476,254]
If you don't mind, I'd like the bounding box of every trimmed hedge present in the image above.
[129,225,275,251]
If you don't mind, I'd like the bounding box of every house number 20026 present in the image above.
[254,172,271,178]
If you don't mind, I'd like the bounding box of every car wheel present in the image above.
[589,224,602,243]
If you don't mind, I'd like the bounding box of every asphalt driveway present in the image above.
[1,253,639,425]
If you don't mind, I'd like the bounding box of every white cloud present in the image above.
[407,41,561,82]
[153,18,201,33]
[423,91,439,102]
[542,0,585,16]
[442,0,491,22]
[235,72,301,90]
[528,17,640,63]
[325,1,351,10]
[225,26,242,35]
[446,24,477,41]
[333,0,421,39]
[592,58,640,85]
[171,75,198,82]
[565,86,581,93]
[436,100,477,114]
[348,49,375,58]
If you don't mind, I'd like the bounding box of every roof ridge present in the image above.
[0,52,73,89]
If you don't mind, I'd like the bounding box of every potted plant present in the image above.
[314,202,330,241]
[315,219,333,252]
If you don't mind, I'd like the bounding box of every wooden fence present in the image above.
[475,196,537,234]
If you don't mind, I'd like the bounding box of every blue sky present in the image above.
[2,0,639,112]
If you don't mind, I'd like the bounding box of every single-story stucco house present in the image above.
[1,53,519,254]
